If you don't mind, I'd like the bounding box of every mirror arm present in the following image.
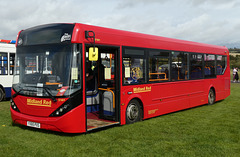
[85,31,95,52]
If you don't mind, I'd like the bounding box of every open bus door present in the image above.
[85,45,120,131]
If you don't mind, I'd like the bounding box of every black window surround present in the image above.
[122,46,226,86]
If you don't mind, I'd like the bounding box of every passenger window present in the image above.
[217,55,227,75]
[123,48,146,85]
[149,50,169,82]
[0,52,8,75]
[10,53,15,75]
[204,54,216,78]
[171,52,189,81]
[190,54,203,79]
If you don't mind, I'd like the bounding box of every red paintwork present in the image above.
[11,89,86,133]
[11,23,230,133]
[12,93,68,117]
[0,39,11,43]
[15,31,23,47]
[11,104,86,133]
[72,23,228,54]
[120,76,230,124]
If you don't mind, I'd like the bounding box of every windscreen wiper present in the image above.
[24,85,57,102]
[12,89,23,98]
[12,88,37,98]
[42,87,57,102]
[13,85,57,102]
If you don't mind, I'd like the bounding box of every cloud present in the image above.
[187,0,238,6]
[116,0,168,10]
[0,0,240,48]
[0,0,83,39]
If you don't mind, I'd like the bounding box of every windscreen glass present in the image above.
[13,43,82,97]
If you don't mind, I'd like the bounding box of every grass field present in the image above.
[0,84,239,157]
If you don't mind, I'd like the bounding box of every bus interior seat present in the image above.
[86,76,99,105]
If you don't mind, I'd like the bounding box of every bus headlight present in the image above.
[49,103,70,117]
[10,99,20,112]
[49,92,82,117]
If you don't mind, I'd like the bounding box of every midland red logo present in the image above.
[27,99,52,107]
[133,86,151,93]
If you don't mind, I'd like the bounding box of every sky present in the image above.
[1,0,240,48]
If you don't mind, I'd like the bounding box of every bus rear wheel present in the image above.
[0,88,5,102]
[208,88,215,105]
[126,99,142,124]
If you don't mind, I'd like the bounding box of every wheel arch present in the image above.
[208,85,216,105]
[0,84,5,91]
[125,97,143,124]
[130,97,144,118]
[122,95,145,125]
[208,85,216,98]
[125,95,144,118]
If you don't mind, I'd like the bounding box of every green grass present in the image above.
[1,84,240,157]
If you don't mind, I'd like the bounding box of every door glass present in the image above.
[100,53,115,87]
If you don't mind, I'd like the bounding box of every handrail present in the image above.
[149,78,168,81]
[98,88,115,108]
[149,72,167,81]
[46,82,62,85]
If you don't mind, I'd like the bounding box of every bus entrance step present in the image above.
[87,119,119,131]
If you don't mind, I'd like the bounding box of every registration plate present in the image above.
[27,121,41,128]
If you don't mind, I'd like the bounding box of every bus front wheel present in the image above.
[208,88,215,105]
[126,99,142,124]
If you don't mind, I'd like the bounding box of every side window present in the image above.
[217,55,227,75]
[149,50,169,82]
[171,52,189,81]
[190,54,203,79]
[10,53,15,75]
[204,54,216,78]
[0,52,8,75]
[123,48,146,85]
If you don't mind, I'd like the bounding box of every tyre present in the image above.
[208,88,215,105]
[126,99,142,124]
[0,88,5,102]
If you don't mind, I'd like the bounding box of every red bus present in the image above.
[10,23,230,133]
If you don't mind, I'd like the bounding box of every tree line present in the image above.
[229,48,240,53]
[229,48,240,69]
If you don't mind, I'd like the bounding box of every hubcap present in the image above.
[127,103,139,121]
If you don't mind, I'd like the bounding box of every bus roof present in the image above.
[0,40,16,52]
[0,39,16,44]
[72,23,228,55]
